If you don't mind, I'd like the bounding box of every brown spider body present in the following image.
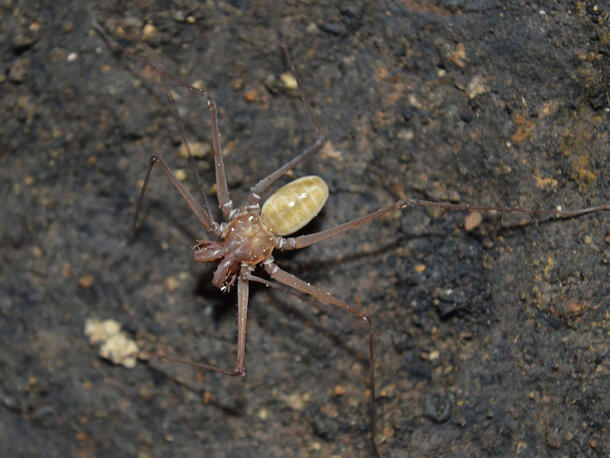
[192,175,330,291]
[194,213,275,290]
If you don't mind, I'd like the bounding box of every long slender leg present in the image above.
[136,68,233,219]
[127,46,234,219]
[133,155,221,237]
[261,261,380,457]
[149,63,233,219]
[93,20,234,219]
[246,38,326,209]
[160,265,250,376]
[206,95,233,218]
[162,80,217,231]
[234,266,250,375]
[244,272,368,331]
[279,199,609,250]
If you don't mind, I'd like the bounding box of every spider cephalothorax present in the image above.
[193,213,275,290]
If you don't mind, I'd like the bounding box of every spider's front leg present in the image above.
[133,155,221,237]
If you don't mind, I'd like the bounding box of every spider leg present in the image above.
[93,20,234,220]
[244,272,361,327]
[161,79,216,230]
[280,199,609,250]
[148,70,233,219]
[260,261,380,457]
[132,64,234,219]
[136,58,233,219]
[246,37,326,209]
[205,93,233,219]
[133,155,221,238]
[159,265,250,376]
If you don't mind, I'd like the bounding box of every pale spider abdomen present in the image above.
[261,175,329,236]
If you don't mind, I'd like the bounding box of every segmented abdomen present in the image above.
[261,175,329,236]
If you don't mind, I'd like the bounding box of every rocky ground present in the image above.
[1,1,608,457]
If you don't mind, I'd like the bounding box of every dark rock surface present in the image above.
[1,2,607,456]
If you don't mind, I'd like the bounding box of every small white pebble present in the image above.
[280,72,298,90]
[142,23,157,41]
[67,52,78,62]
[175,169,187,181]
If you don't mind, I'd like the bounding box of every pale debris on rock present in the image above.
[466,75,490,99]
[84,318,139,368]
[279,72,298,90]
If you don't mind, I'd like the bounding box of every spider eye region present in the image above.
[261,175,329,236]
[224,214,275,264]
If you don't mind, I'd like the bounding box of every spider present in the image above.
[98,23,608,456]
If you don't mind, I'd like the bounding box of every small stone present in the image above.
[414,264,426,273]
[174,169,187,181]
[333,385,347,397]
[306,22,318,34]
[265,73,299,95]
[408,94,422,109]
[191,79,205,90]
[78,274,95,288]
[464,211,483,231]
[142,23,157,42]
[165,276,180,292]
[279,72,298,90]
[243,88,259,103]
